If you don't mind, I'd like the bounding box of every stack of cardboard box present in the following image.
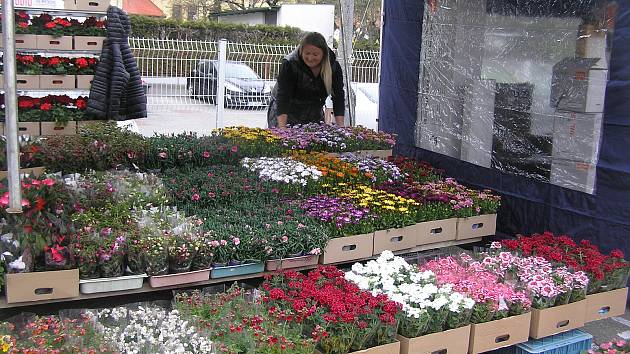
[549,25,609,194]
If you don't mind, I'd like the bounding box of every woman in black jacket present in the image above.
[267,32,345,128]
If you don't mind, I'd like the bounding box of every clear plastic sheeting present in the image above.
[415,0,616,194]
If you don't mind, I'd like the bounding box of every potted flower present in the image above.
[168,232,196,273]
[191,231,214,271]
[73,231,100,279]
[73,17,106,51]
[31,14,73,51]
[125,229,147,275]
[97,229,126,278]
[145,234,168,276]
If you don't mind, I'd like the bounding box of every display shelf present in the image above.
[0,238,482,309]
[13,49,102,56]
[16,89,90,95]
[5,7,106,17]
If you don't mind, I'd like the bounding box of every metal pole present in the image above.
[339,0,355,126]
[215,39,227,129]
[3,0,23,213]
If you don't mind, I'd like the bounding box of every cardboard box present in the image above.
[354,149,393,159]
[398,325,470,354]
[10,34,38,49]
[39,75,75,89]
[552,111,603,163]
[469,312,531,354]
[64,0,77,9]
[585,287,628,322]
[41,121,77,136]
[75,0,109,11]
[320,233,374,264]
[456,214,497,240]
[10,122,41,136]
[0,166,46,179]
[416,218,458,246]
[74,36,105,51]
[551,159,596,194]
[36,35,73,51]
[373,225,417,255]
[530,300,587,339]
[316,341,400,354]
[551,57,607,113]
[15,74,40,89]
[76,75,94,89]
[5,269,79,303]
[576,25,609,70]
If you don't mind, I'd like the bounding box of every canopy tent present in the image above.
[379,0,630,254]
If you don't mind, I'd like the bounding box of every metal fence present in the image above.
[129,38,380,130]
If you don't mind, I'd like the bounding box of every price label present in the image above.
[12,0,65,9]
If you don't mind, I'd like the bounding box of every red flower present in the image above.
[18,11,29,19]
[18,98,35,109]
[76,98,87,110]
[75,57,88,68]
[17,22,28,29]
[269,288,286,300]
[40,103,53,111]
[611,249,625,259]
[44,21,57,29]
[48,57,61,66]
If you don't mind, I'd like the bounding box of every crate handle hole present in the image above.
[17,80,27,84]
[50,41,61,45]
[390,236,404,243]
[18,127,27,131]
[16,39,25,43]
[495,334,510,343]
[88,1,99,5]
[34,287,54,295]
[53,127,65,131]
[431,350,447,354]
[342,245,357,252]
[598,306,611,314]
[52,80,63,84]
[556,320,570,328]
[472,222,484,230]
[430,227,443,234]
[87,41,97,45]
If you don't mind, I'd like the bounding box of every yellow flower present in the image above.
[383,205,396,210]
[398,207,409,212]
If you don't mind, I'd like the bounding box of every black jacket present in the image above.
[268,48,345,127]
[86,6,146,120]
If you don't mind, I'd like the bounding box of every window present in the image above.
[172,4,182,20]
[187,5,197,21]
[415,0,616,194]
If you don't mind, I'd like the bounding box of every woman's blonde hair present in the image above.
[299,32,333,96]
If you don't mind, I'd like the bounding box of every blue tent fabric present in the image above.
[379,0,630,254]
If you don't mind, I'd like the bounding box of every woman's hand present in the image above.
[335,116,345,127]
[277,114,288,128]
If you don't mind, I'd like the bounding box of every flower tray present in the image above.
[0,34,38,49]
[79,274,147,294]
[14,122,41,136]
[315,340,400,354]
[5,269,79,304]
[398,325,470,354]
[456,214,497,240]
[585,287,628,322]
[149,269,211,288]
[415,218,458,246]
[530,300,586,339]
[266,254,319,271]
[211,261,264,279]
[469,312,531,354]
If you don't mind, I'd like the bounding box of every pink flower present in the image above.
[600,342,613,350]
[616,340,626,347]
[191,193,200,201]
[0,192,9,206]
[158,152,167,159]
[202,151,211,158]
[233,237,240,246]
[309,248,321,255]
[230,145,238,153]
[210,240,220,247]
[42,178,55,186]
[220,240,228,246]
[281,236,288,243]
